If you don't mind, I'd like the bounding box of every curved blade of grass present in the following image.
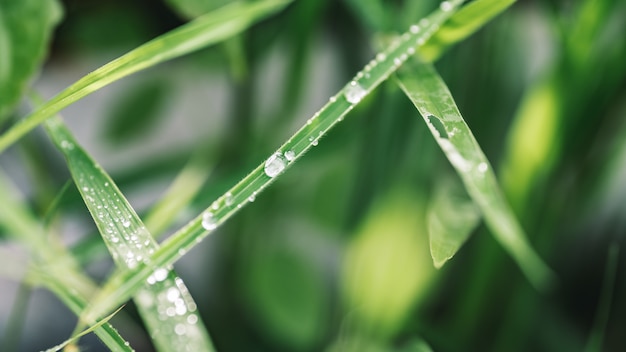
[418,0,515,62]
[0,0,292,154]
[81,0,467,323]
[144,154,212,238]
[0,173,134,351]
[43,306,125,352]
[428,177,480,268]
[43,116,215,352]
[395,59,554,290]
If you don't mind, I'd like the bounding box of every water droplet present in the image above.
[175,324,187,336]
[376,53,386,61]
[419,18,430,27]
[284,150,295,161]
[410,25,420,34]
[477,162,489,173]
[309,136,319,146]
[187,314,198,324]
[201,211,217,230]
[167,287,181,302]
[176,305,187,315]
[60,140,74,150]
[264,153,286,178]
[344,81,367,104]
[153,268,168,282]
[440,1,453,11]
[248,193,256,202]
[394,57,402,66]
[225,192,234,206]
[211,202,219,210]
[122,219,131,228]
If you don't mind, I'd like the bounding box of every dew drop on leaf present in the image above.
[264,153,286,178]
[344,81,367,104]
[201,211,217,230]
[284,150,295,161]
[440,1,453,11]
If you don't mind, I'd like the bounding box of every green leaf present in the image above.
[395,59,555,290]
[0,0,62,122]
[80,0,466,324]
[427,177,480,268]
[166,0,230,19]
[144,154,212,237]
[43,116,215,352]
[418,0,516,62]
[0,172,133,351]
[0,0,292,153]
[44,306,125,352]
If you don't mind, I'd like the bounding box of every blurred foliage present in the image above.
[0,0,625,351]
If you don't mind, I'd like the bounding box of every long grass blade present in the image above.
[44,117,214,350]
[43,306,125,352]
[0,0,292,154]
[144,154,212,237]
[418,0,516,62]
[0,173,134,351]
[81,0,467,323]
[395,59,555,290]
[43,116,215,352]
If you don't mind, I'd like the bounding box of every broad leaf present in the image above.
[0,0,62,122]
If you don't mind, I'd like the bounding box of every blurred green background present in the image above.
[0,0,625,351]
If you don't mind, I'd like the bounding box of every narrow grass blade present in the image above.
[0,0,292,154]
[43,306,125,352]
[0,173,134,351]
[43,117,215,351]
[418,0,515,62]
[427,177,480,268]
[82,0,467,323]
[395,59,555,290]
[584,244,619,352]
[144,154,212,237]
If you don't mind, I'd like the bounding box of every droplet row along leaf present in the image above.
[81,0,467,324]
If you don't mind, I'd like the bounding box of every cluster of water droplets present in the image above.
[139,274,206,348]
[77,174,153,269]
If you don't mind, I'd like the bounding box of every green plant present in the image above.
[0,0,624,350]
